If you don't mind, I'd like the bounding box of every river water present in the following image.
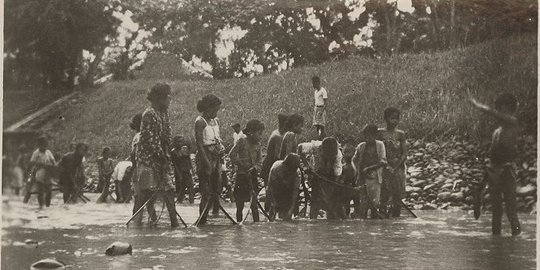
[1,193,536,270]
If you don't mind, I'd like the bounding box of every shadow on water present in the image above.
[1,193,536,270]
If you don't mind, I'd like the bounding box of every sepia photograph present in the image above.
[1,0,538,269]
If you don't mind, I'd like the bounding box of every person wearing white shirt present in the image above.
[231,123,245,146]
[312,76,327,139]
[112,160,133,203]
[30,137,57,208]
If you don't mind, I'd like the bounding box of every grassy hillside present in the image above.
[41,34,537,158]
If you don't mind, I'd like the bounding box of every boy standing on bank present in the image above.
[471,94,521,236]
[312,76,327,139]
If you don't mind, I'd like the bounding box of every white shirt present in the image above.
[198,116,222,146]
[112,161,133,182]
[233,131,245,146]
[314,87,328,106]
[298,140,342,176]
[30,149,56,166]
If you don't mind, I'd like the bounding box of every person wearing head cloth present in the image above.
[194,94,225,225]
[132,83,179,228]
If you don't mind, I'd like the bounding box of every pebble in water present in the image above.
[30,258,66,270]
[105,241,132,256]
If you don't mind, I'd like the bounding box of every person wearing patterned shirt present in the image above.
[133,83,179,228]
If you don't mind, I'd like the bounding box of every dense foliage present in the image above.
[4,0,537,89]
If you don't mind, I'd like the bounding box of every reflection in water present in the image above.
[1,194,536,269]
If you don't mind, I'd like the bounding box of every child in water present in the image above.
[352,124,387,219]
[471,94,521,236]
[97,147,115,203]
[379,107,408,217]
[339,143,358,218]
[29,136,57,208]
[171,136,194,204]
[229,120,265,222]
[195,94,226,225]
[97,147,114,193]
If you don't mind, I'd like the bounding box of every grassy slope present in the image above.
[42,35,537,158]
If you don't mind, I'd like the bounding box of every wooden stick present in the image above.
[125,190,160,226]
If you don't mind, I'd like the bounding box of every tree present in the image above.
[4,0,119,91]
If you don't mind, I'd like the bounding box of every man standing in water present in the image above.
[58,143,88,203]
[134,83,179,228]
[471,94,521,236]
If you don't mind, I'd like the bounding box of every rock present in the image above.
[105,242,132,256]
[440,203,450,210]
[412,180,427,188]
[30,258,66,270]
[406,186,421,193]
[410,192,420,199]
[420,203,436,210]
[516,184,536,196]
[426,194,437,201]
[441,183,454,190]
[450,191,464,202]
[437,192,452,202]
[423,184,435,192]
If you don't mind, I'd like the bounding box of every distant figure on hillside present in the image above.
[134,83,179,228]
[379,107,408,218]
[471,94,521,236]
[195,94,226,225]
[229,119,265,222]
[58,143,88,204]
[312,76,327,139]
[352,124,387,219]
[29,136,56,208]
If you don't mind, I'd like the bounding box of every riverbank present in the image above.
[404,136,537,213]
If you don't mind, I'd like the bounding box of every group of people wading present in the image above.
[12,75,522,236]
[126,77,411,228]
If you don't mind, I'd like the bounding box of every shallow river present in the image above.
[1,193,536,270]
